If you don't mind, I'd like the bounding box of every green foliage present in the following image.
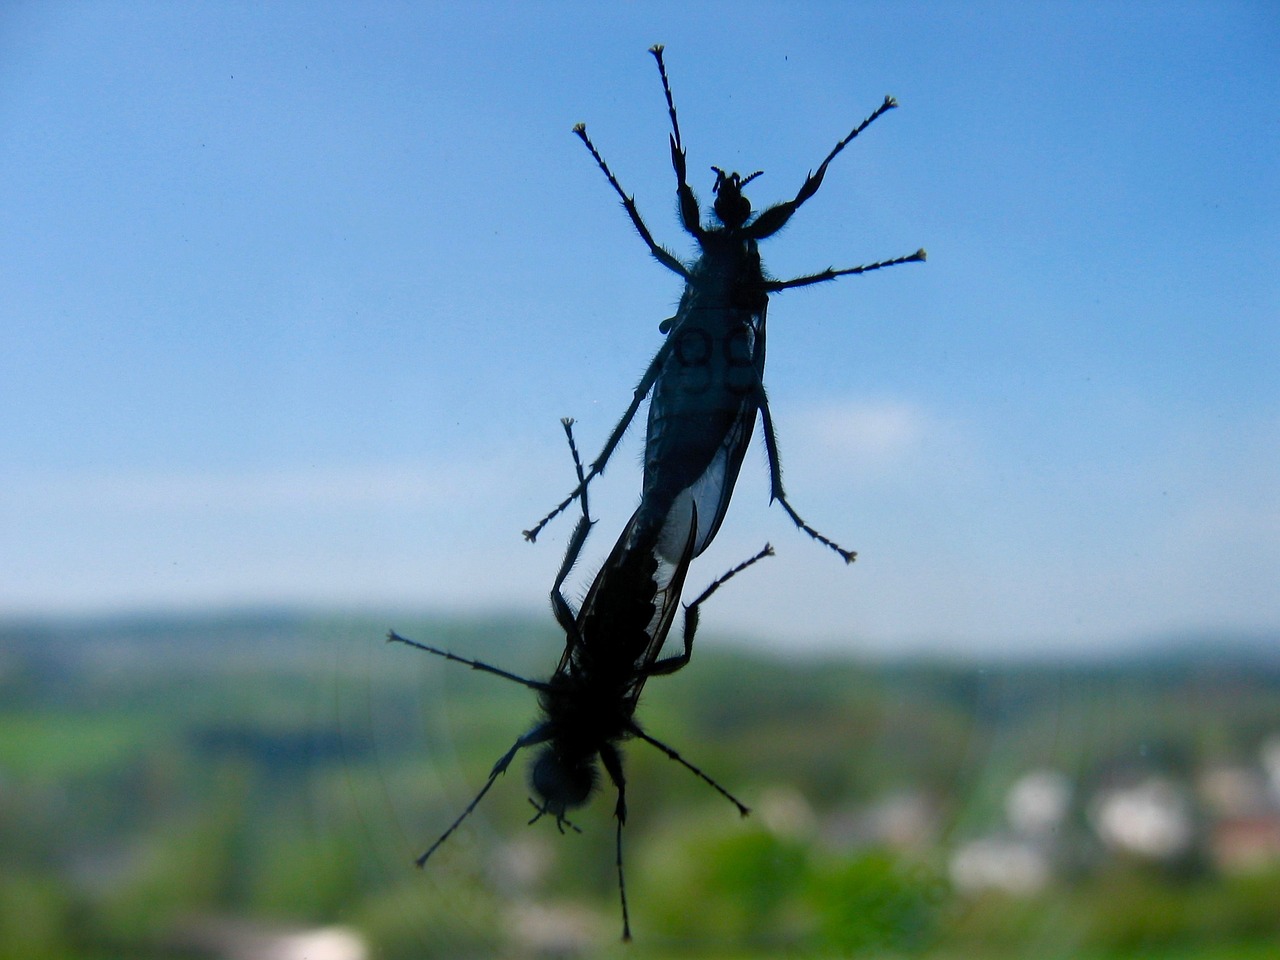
[251,829,367,921]
[0,712,158,783]
[640,824,809,947]
[1080,866,1280,953]
[0,873,75,960]
[810,853,945,955]
[95,762,256,943]
[354,883,505,960]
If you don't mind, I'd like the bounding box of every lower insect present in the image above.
[390,420,772,940]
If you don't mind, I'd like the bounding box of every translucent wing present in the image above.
[556,498,698,706]
[622,499,698,706]
[641,298,767,558]
[684,394,755,556]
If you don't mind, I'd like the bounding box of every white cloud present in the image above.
[795,399,929,471]
[782,399,983,497]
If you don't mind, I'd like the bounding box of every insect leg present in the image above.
[754,386,858,563]
[399,425,595,635]
[765,247,927,292]
[525,798,583,834]
[413,725,552,866]
[523,338,675,543]
[649,544,775,676]
[563,415,591,521]
[550,419,596,635]
[386,631,550,690]
[749,95,901,240]
[600,743,633,941]
[572,123,690,280]
[630,726,750,817]
[647,44,702,238]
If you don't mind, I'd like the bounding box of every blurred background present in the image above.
[2,3,1277,957]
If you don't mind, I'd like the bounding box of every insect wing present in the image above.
[621,501,698,705]
[553,501,696,685]
[684,394,754,555]
[661,301,767,557]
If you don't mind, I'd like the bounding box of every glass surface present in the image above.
[3,4,1276,957]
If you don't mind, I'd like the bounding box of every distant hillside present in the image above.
[3,609,1275,671]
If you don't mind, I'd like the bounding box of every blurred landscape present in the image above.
[4,6,1275,959]
[2,613,1279,959]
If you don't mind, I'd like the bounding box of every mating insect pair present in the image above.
[390,419,772,940]
[393,46,924,941]
[523,44,925,565]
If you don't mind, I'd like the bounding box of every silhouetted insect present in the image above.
[391,419,772,940]
[524,45,925,563]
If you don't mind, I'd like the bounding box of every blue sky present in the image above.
[2,2,1276,655]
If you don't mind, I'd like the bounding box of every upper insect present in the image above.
[525,45,925,563]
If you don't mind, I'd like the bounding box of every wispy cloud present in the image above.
[802,399,927,463]
[783,398,975,488]
[4,460,520,516]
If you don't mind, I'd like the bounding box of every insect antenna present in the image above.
[709,165,765,191]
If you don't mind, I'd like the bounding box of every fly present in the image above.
[390,419,772,940]
[524,45,925,563]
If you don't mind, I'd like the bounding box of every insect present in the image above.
[390,419,773,940]
[524,45,925,563]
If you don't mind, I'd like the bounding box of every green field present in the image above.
[2,614,1278,958]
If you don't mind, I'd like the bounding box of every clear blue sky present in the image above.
[2,2,1276,655]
